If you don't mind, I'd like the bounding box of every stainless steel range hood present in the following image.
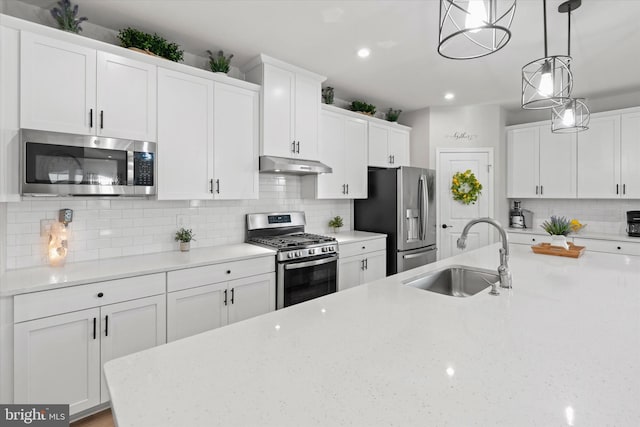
[259,156,332,175]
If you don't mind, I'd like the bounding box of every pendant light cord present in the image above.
[543,0,548,57]
[567,7,571,57]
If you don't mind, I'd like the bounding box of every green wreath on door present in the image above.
[451,170,482,205]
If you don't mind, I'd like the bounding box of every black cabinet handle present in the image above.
[364,258,368,270]
[623,184,626,195]
[616,184,619,195]
[97,292,104,298]
[105,315,109,337]
[535,185,539,195]
[361,259,365,271]
[223,289,228,306]
[93,317,96,340]
[291,141,296,153]
[89,109,93,128]
[540,185,543,195]
[216,179,220,194]
[230,288,235,304]
[296,141,300,154]
[346,184,349,194]
[100,110,104,129]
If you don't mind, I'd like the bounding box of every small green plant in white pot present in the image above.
[207,50,234,74]
[328,216,344,233]
[175,227,196,252]
[541,216,571,250]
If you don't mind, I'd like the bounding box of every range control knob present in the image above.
[287,252,294,259]
[309,248,316,255]
[321,247,327,253]
[296,251,302,257]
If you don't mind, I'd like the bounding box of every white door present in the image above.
[621,112,640,198]
[539,127,577,198]
[438,149,493,259]
[389,128,410,167]
[14,308,101,415]
[262,64,295,158]
[577,115,621,198]
[506,127,539,198]
[157,68,213,200]
[363,251,387,283]
[316,111,345,198]
[213,83,259,199]
[96,52,157,141]
[338,256,364,291]
[167,282,228,342]
[368,123,390,167]
[227,273,276,325]
[294,74,320,159]
[100,295,166,403]
[20,32,96,135]
[344,117,369,198]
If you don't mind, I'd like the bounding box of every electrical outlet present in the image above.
[176,215,186,227]
[40,219,55,237]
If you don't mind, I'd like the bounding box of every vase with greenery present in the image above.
[328,216,344,233]
[50,0,87,33]
[207,50,234,74]
[541,216,571,250]
[350,100,376,116]
[322,87,334,104]
[175,227,196,252]
[117,27,184,62]
[386,108,402,122]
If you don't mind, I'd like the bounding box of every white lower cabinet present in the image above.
[167,258,275,342]
[573,238,640,256]
[338,238,386,291]
[13,274,166,415]
[508,232,553,246]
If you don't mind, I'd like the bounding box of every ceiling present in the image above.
[18,0,640,114]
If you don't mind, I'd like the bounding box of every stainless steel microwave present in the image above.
[21,129,156,197]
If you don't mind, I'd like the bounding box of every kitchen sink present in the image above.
[403,265,499,297]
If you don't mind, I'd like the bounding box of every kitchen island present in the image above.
[104,243,640,426]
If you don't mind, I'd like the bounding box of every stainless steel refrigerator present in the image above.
[354,167,437,276]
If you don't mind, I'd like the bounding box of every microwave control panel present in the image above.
[134,152,154,186]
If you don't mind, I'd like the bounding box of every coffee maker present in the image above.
[509,201,533,229]
[627,211,640,237]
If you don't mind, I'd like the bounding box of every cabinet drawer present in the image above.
[167,256,275,292]
[573,238,640,256]
[508,232,551,245]
[14,273,165,323]
[339,238,386,258]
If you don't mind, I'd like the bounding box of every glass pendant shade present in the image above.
[551,98,590,133]
[438,0,516,60]
[522,55,573,109]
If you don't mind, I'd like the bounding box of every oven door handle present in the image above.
[283,255,337,270]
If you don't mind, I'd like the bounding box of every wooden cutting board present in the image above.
[531,242,586,258]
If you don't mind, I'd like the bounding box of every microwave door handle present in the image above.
[127,150,134,186]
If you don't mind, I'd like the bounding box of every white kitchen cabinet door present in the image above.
[507,127,540,198]
[0,25,21,202]
[20,32,96,135]
[96,51,157,141]
[262,64,295,158]
[621,112,640,198]
[363,251,386,283]
[315,111,345,198]
[538,127,576,198]
[338,256,364,291]
[389,128,410,167]
[213,83,259,200]
[167,282,228,342]
[294,73,320,159]
[227,273,276,325]
[343,117,369,198]
[577,115,621,198]
[14,308,101,415]
[99,295,166,403]
[157,69,214,200]
[368,123,390,167]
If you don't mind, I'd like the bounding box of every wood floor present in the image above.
[71,409,114,427]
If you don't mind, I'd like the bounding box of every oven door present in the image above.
[277,254,338,309]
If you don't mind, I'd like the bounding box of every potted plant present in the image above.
[322,86,335,104]
[175,227,196,252]
[386,108,402,122]
[50,0,88,33]
[350,100,376,116]
[328,216,344,233]
[117,27,184,62]
[541,216,571,250]
[207,50,234,74]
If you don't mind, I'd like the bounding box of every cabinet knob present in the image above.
[532,238,536,242]
[617,246,621,250]
[97,292,104,298]
[226,270,231,274]
[362,246,366,250]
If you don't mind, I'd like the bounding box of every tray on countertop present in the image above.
[531,242,585,258]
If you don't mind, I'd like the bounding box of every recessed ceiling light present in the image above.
[444,92,455,100]
[357,48,371,58]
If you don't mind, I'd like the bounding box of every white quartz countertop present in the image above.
[104,243,640,427]
[0,244,275,296]
[508,227,640,242]
[325,230,387,244]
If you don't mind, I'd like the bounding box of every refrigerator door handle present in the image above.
[418,174,428,241]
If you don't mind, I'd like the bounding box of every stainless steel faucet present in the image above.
[456,217,512,289]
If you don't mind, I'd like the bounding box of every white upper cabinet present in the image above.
[212,82,259,200]
[577,115,621,198]
[302,107,367,199]
[368,122,410,168]
[620,111,640,198]
[507,124,576,198]
[21,32,157,141]
[244,54,325,160]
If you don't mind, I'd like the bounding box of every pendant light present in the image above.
[521,0,572,109]
[438,0,517,60]
[551,0,590,133]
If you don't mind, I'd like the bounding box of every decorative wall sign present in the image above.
[446,131,479,142]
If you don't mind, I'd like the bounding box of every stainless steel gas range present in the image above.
[246,212,337,309]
